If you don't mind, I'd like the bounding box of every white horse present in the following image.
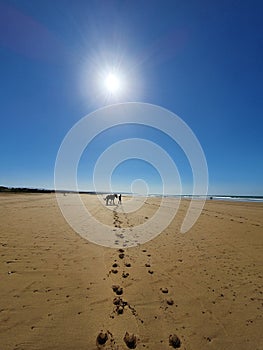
[104,194,117,205]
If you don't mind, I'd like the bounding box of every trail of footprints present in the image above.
[113,209,136,247]
[96,209,181,349]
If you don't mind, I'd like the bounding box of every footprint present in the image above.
[169,334,181,348]
[123,332,137,349]
[112,285,123,295]
[116,305,124,314]
[96,331,108,346]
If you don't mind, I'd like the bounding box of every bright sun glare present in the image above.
[104,73,120,94]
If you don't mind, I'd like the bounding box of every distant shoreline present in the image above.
[1,186,263,203]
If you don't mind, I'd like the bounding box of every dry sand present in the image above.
[0,193,262,349]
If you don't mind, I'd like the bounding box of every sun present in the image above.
[104,73,121,94]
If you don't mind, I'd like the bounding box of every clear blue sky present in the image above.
[0,0,262,195]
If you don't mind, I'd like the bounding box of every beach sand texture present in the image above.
[0,194,262,350]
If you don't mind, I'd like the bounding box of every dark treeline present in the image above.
[0,186,106,195]
[0,186,131,195]
[0,186,54,193]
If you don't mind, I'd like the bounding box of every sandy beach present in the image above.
[0,193,262,350]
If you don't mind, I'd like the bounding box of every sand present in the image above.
[0,193,262,349]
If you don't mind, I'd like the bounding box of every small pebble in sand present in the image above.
[119,253,125,259]
[111,269,118,274]
[161,287,168,293]
[112,263,118,268]
[122,272,129,278]
[148,270,154,274]
[145,263,151,267]
[96,331,108,345]
[119,248,125,253]
[167,298,174,305]
[169,334,181,348]
[125,262,131,267]
[124,332,137,349]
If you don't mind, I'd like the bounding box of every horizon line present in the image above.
[1,186,263,198]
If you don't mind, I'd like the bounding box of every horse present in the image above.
[104,194,117,206]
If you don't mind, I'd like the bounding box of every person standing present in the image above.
[118,194,122,204]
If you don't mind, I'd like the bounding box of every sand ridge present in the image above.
[0,194,263,349]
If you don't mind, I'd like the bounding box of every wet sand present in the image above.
[0,193,262,349]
